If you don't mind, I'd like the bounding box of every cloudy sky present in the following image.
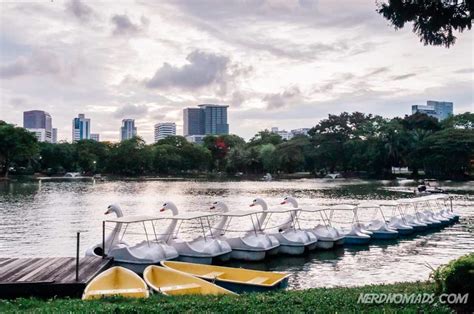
[0,0,472,143]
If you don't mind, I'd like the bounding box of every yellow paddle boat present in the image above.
[162,261,290,293]
[82,266,149,300]
[143,265,236,296]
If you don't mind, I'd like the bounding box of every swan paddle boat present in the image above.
[281,196,344,249]
[429,194,459,222]
[403,198,443,229]
[85,204,179,273]
[162,261,290,293]
[250,198,318,255]
[158,202,232,264]
[379,200,414,235]
[416,195,451,226]
[330,204,372,245]
[397,199,430,231]
[143,265,235,296]
[82,266,149,300]
[356,202,399,240]
[209,201,280,261]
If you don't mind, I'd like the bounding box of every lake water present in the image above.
[0,178,472,289]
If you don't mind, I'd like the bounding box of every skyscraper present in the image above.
[52,128,58,143]
[120,119,137,141]
[90,133,100,141]
[154,122,176,142]
[412,100,453,121]
[72,114,91,141]
[183,104,229,140]
[23,110,53,142]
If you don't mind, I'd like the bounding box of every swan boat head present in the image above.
[280,196,298,208]
[160,201,179,215]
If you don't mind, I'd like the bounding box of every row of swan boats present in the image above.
[83,261,290,299]
[86,194,459,272]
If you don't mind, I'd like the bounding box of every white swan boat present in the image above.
[330,204,371,245]
[396,199,430,231]
[356,202,398,240]
[250,198,318,255]
[158,202,232,264]
[416,195,452,226]
[281,196,344,249]
[209,201,280,261]
[379,201,414,235]
[85,204,178,273]
[428,194,459,222]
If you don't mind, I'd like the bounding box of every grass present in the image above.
[0,281,455,313]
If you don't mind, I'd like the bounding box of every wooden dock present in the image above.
[0,257,112,298]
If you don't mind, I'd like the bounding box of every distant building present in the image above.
[185,135,206,144]
[183,104,229,139]
[120,119,137,141]
[23,110,53,142]
[271,127,291,140]
[290,128,310,137]
[52,128,57,143]
[72,114,91,142]
[412,100,453,121]
[90,133,100,141]
[154,122,176,142]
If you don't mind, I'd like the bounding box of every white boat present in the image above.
[281,196,343,249]
[329,204,371,245]
[209,201,280,261]
[379,200,414,235]
[85,204,179,273]
[429,194,459,222]
[158,202,232,264]
[356,202,398,240]
[250,198,318,255]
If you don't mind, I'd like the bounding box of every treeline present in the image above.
[1,112,473,179]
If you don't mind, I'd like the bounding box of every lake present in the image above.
[0,178,472,289]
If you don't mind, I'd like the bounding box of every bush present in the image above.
[431,253,474,303]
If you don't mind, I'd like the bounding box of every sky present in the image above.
[0,0,473,143]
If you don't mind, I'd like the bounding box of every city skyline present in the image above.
[1,1,472,143]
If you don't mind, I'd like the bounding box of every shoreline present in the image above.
[0,281,458,313]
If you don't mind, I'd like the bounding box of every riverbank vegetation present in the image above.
[0,282,453,313]
[1,112,473,179]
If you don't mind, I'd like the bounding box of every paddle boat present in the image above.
[379,201,414,235]
[208,201,280,261]
[280,196,344,249]
[162,261,289,293]
[250,198,318,255]
[158,202,232,264]
[356,202,399,239]
[409,198,443,229]
[417,195,452,226]
[144,265,235,295]
[396,199,430,231]
[430,194,459,222]
[82,266,149,300]
[330,204,371,245]
[85,204,179,273]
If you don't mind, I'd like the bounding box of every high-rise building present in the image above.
[154,122,176,142]
[23,110,53,142]
[412,100,453,121]
[120,119,137,141]
[270,127,291,140]
[52,128,58,143]
[72,114,91,142]
[291,128,310,137]
[183,104,229,139]
[91,133,100,141]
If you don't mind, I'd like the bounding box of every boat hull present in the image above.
[344,236,371,245]
[230,249,266,261]
[396,228,414,236]
[177,251,232,265]
[371,231,398,240]
[277,244,305,255]
[316,240,334,249]
[211,276,289,294]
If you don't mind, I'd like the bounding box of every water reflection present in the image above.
[0,179,472,288]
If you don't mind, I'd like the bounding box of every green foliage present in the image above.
[107,137,153,176]
[0,121,39,177]
[0,282,452,313]
[431,253,474,307]
[377,0,473,47]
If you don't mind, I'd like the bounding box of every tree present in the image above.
[248,130,283,146]
[260,144,278,173]
[442,112,474,129]
[377,0,473,47]
[75,140,110,173]
[107,137,153,176]
[0,121,39,177]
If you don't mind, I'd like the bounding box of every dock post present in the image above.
[102,221,105,258]
[76,232,80,281]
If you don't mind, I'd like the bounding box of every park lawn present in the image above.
[0,281,453,313]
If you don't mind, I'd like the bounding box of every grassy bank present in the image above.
[0,282,454,313]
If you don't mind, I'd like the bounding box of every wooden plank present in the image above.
[35,258,74,282]
[59,257,108,283]
[6,258,47,282]
[0,258,19,269]
[15,259,64,282]
[0,259,35,282]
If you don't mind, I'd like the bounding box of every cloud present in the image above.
[0,51,74,79]
[264,86,301,110]
[145,50,230,90]
[391,73,417,80]
[454,67,474,74]
[65,0,94,22]
[113,104,149,119]
[111,14,149,36]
